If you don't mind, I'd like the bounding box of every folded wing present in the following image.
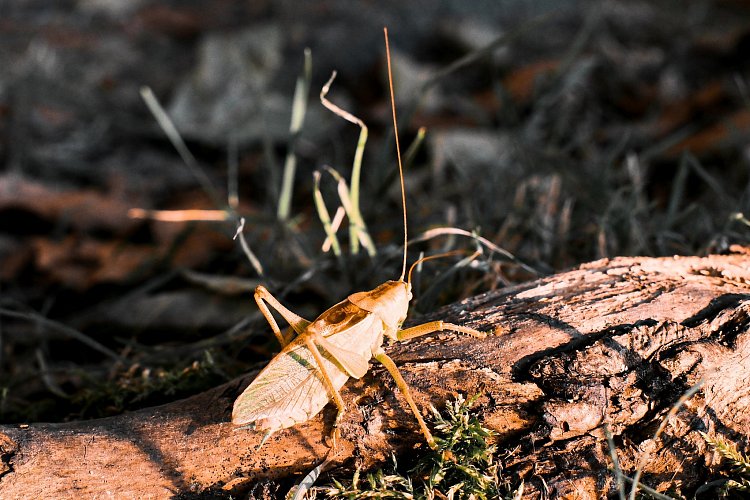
[232,301,379,434]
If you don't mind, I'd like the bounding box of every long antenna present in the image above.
[384,27,408,281]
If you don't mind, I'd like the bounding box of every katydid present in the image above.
[232,28,486,450]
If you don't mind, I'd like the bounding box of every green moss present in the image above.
[320,395,522,500]
[699,432,750,498]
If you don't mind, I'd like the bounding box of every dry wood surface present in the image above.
[2,252,750,498]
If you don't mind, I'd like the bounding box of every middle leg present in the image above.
[397,320,486,341]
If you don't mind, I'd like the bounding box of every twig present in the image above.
[35,349,69,398]
[234,217,265,277]
[0,308,125,363]
[422,11,558,94]
[128,208,229,221]
[621,476,676,500]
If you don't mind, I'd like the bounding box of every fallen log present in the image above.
[1,253,749,498]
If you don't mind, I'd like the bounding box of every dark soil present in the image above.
[2,0,750,429]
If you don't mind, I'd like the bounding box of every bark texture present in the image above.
[2,253,750,498]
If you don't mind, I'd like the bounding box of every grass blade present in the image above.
[313,170,342,256]
[403,126,426,171]
[320,71,373,255]
[628,380,703,500]
[140,86,223,210]
[277,48,313,221]
[324,166,377,256]
[604,423,627,500]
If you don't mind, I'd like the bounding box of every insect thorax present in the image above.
[348,280,411,331]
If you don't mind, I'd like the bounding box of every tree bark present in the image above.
[2,253,750,499]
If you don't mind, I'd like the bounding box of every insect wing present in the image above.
[232,338,343,431]
[232,302,379,433]
[312,300,379,379]
[315,335,369,378]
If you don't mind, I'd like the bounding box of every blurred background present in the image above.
[2,0,750,423]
